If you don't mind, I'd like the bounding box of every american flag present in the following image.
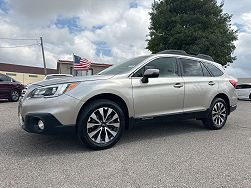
[73,54,91,70]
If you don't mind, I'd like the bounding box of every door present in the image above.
[179,58,219,112]
[236,84,251,99]
[236,85,245,98]
[0,74,12,98]
[131,57,184,118]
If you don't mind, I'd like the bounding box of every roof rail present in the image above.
[196,54,214,61]
[156,50,188,56]
[156,50,214,61]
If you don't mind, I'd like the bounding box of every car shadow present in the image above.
[120,119,207,145]
[0,99,10,103]
[2,119,207,157]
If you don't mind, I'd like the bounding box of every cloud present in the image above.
[0,0,250,78]
[0,0,151,69]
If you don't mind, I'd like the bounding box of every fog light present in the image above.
[37,120,45,130]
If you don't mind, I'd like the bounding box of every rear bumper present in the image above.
[230,105,237,113]
[19,112,75,134]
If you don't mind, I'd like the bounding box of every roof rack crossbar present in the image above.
[156,50,188,56]
[196,54,214,61]
[156,50,214,61]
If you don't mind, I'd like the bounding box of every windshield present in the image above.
[99,56,150,75]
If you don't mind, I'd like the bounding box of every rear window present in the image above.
[201,63,212,77]
[180,59,203,77]
[0,74,11,82]
[204,62,224,77]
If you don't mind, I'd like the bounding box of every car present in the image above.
[0,73,25,102]
[18,50,237,150]
[236,83,251,100]
[44,74,73,80]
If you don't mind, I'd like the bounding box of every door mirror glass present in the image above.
[141,69,159,83]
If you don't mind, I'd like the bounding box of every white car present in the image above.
[236,83,251,100]
[44,74,73,80]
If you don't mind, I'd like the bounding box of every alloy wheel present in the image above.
[11,90,20,101]
[86,107,120,144]
[212,102,227,126]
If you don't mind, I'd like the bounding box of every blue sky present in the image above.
[0,0,251,77]
[0,0,8,13]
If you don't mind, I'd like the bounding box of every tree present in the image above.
[147,0,237,65]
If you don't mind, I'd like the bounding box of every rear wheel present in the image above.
[9,89,20,102]
[202,98,228,130]
[77,99,125,150]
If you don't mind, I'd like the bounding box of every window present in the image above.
[201,63,212,77]
[6,73,16,76]
[29,75,38,78]
[133,57,178,77]
[236,84,251,89]
[74,69,93,76]
[180,59,203,77]
[204,62,224,77]
[0,74,11,82]
[236,85,243,89]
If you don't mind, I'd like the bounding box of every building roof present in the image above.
[0,63,58,75]
[57,60,112,68]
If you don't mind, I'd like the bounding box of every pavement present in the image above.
[0,100,250,188]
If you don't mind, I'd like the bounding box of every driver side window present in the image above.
[133,57,178,77]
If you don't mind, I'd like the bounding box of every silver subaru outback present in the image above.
[18,50,237,150]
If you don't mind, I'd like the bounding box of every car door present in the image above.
[0,74,12,98]
[131,57,184,118]
[179,58,219,112]
[239,84,251,99]
[236,84,244,98]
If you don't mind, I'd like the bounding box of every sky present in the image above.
[0,0,250,78]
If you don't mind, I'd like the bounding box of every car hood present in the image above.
[29,75,114,87]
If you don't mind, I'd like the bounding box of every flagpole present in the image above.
[72,53,74,76]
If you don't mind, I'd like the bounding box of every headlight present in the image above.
[29,83,78,98]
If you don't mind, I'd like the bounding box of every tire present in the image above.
[249,93,251,100]
[202,98,228,130]
[9,89,20,102]
[77,99,125,150]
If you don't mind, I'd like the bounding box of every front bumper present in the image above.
[19,93,81,126]
[19,112,74,133]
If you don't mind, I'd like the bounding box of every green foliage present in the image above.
[147,0,238,65]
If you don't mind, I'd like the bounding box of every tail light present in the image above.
[229,80,237,88]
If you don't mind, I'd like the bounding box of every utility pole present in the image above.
[40,37,47,76]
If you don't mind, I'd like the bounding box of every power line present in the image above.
[0,37,39,41]
[0,43,40,48]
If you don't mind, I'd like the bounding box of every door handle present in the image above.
[208,81,215,86]
[173,83,183,88]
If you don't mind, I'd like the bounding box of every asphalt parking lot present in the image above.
[0,101,250,187]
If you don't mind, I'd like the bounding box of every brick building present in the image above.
[0,61,112,84]
[57,60,112,76]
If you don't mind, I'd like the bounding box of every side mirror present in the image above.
[141,69,159,83]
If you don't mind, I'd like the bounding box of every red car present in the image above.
[0,73,24,102]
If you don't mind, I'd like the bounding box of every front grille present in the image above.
[21,87,27,98]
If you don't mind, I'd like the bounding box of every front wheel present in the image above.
[77,99,125,150]
[202,98,228,130]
